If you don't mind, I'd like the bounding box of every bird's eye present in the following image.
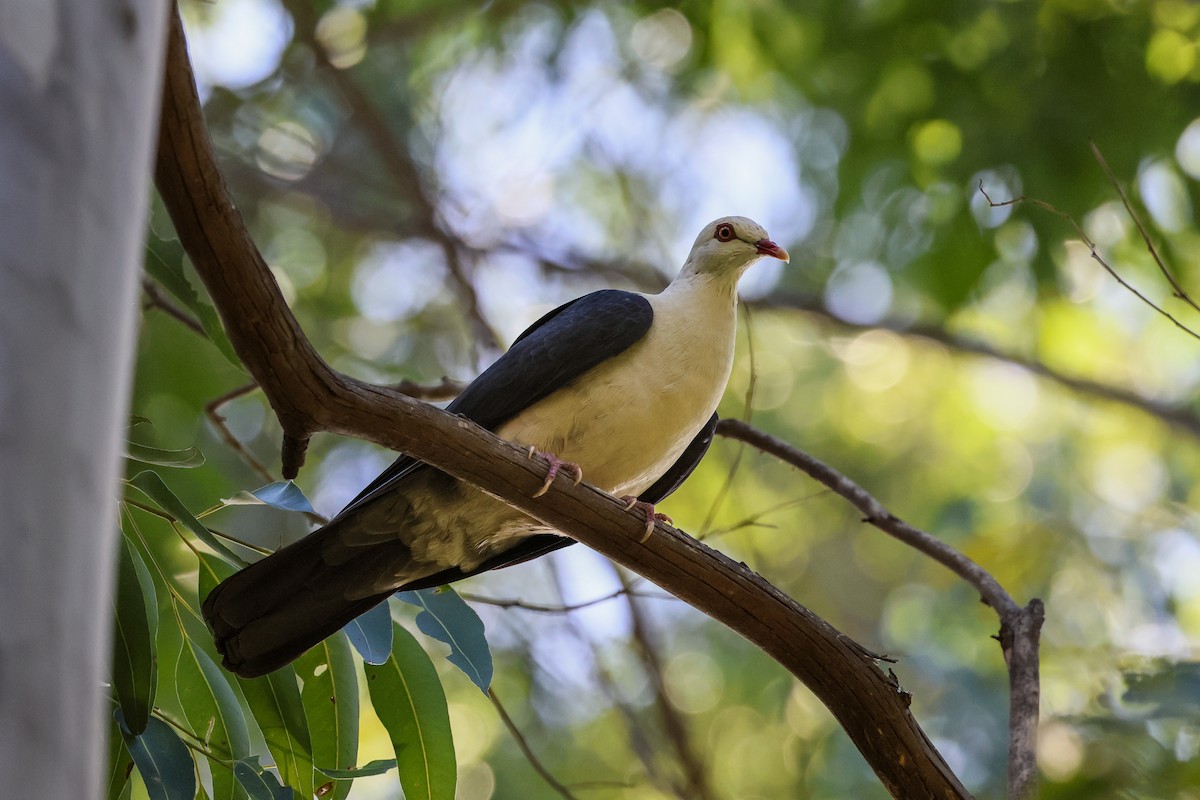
[715,224,735,242]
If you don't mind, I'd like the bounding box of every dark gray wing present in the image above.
[396,413,719,590]
[337,289,653,518]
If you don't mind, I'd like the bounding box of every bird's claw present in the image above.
[528,447,583,498]
[619,496,672,542]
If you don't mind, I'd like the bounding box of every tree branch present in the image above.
[155,6,972,797]
[716,418,1042,800]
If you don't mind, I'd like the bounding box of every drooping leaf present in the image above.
[296,634,359,800]
[115,710,196,800]
[144,248,242,368]
[238,669,314,800]
[365,623,456,800]
[396,588,493,693]
[342,601,392,665]
[318,759,398,779]
[107,712,135,800]
[111,535,159,734]
[246,481,316,514]
[233,757,295,800]
[126,441,206,468]
[127,470,245,566]
[173,612,251,800]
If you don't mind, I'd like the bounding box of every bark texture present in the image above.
[0,1,169,797]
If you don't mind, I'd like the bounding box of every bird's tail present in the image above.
[201,522,407,678]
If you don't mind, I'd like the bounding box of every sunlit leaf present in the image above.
[126,441,206,468]
[111,535,158,735]
[365,623,456,800]
[296,634,359,800]
[221,481,315,514]
[238,668,314,800]
[115,710,196,800]
[127,470,245,566]
[342,601,392,665]
[396,587,492,693]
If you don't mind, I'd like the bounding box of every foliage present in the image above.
[119,0,1200,797]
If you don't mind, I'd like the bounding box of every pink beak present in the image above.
[755,238,790,263]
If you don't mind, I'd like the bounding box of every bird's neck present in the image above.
[663,265,742,307]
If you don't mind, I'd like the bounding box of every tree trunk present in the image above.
[0,1,168,796]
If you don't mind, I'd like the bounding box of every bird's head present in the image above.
[681,216,790,282]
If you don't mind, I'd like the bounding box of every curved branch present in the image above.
[716,418,1043,800]
[155,7,972,798]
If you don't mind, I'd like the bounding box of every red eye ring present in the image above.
[715,223,735,242]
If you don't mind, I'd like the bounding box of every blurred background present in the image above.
[134,1,1200,797]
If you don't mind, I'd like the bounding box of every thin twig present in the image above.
[390,375,464,402]
[979,183,1200,342]
[205,382,276,485]
[1090,139,1200,313]
[460,588,674,613]
[488,688,581,800]
[545,559,674,795]
[699,303,757,538]
[285,0,502,352]
[717,418,1020,617]
[142,277,206,335]
[615,567,716,800]
[716,418,1042,799]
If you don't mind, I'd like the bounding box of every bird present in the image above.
[202,216,789,678]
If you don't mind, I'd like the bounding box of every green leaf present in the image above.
[198,553,240,607]
[127,471,246,566]
[173,613,251,800]
[222,481,315,514]
[144,248,243,368]
[397,588,493,693]
[238,669,314,800]
[115,710,196,800]
[107,712,135,800]
[126,441,206,468]
[111,536,159,734]
[296,634,359,800]
[318,759,398,779]
[343,602,393,665]
[365,623,456,800]
[233,757,295,800]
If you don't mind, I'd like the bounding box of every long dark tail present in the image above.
[201,523,402,678]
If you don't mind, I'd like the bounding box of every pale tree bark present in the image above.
[0,1,168,797]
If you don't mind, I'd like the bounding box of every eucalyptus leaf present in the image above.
[126,441,206,468]
[396,588,492,693]
[111,536,158,734]
[144,249,242,368]
[318,759,398,779]
[296,634,359,800]
[233,757,295,800]
[115,710,196,800]
[342,601,392,665]
[364,623,456,800]
[127,470,245,566]
[221,481,315,514]
[238,668,314,800]
[173,615,250,800]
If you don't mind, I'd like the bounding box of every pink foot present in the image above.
[528,447,583,498]
[619,496,673,543]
